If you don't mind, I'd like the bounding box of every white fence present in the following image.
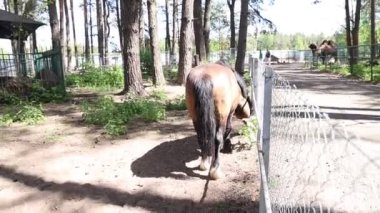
[250,56,379,212]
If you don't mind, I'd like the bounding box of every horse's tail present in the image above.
[193,77,215,157]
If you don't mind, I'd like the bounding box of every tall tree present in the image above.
[96,0,104,65]
[89,0,94,56]
[227,0,236,56]
[235,0,248,75]
[121,0,145,94]
[64,0,72,71]
[345,0,352,67]
[370,0,376,66]
[116,0,123,49]
[84,0,90,62]
[103,0,110,65]
[177,0,194,84]
[165,0,171,61]
[203,0,212,58]
[139,0,145,49]
[351,0,362,65]
[48,0,60,50]
[59,0,66,72]
[148,0,166,85]
[171,0,178,62]
[193,0,206,61]
[70,0,78,68]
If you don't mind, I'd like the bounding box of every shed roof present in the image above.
[0,9,44,40]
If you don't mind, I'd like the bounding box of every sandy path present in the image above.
[0,86,260,213]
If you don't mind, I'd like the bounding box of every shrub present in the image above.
[66,64,123,88]
[81,96,166,136]
[238,117,258,148]
[0,103,44,126]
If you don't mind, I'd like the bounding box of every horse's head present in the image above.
[234,72,254,119]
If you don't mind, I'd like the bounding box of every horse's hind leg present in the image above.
[193,121,211,171]
[210,125,224,180]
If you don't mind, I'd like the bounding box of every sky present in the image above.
[0,0,346,52]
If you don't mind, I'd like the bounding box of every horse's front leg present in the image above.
[221,113,233,153]
[210,125,225,180]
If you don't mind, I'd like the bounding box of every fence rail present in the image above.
[250,55,379,212]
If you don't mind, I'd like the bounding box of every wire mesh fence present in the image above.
[250,56,380,212]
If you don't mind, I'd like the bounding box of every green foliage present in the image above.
[149,88,168,102]
[140,48,154,80]
[66,64,123,88]
[165,95,187,111]
[29,82,68,103]
[333,63,380,81]
[81,96,166,136]
[0,82,68,104]
[239,118,258,147]
[0,90,22,105]
[0,103,44,126]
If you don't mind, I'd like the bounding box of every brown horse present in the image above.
[185,61,253,180]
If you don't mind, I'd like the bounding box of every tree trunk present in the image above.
[203,0,211,58]
[103,0,110,65]
[48,0,60,50]
[116,0,123,50]
[3,0,8,11]
[64,0,71,72]
[70,0,78,68]
[89,0,94,58]
[148,0,166,86]
[84,0,90,62]
[370,0,376,63]
[59,0,66,72]
[177,0,194,84]
[96,0,104,66]
[235,0,248,75]
[171,0,178,62]
[351,0,362,65]
[193,0,206,61]
[121,0,145,94]
[139,0,145,49]
[227,0,236,56]
[345,0,352,67]
[165,0,171,64]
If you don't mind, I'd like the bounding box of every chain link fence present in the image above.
[250,56,380,212]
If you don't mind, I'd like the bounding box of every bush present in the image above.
[140,49,154,80]
[238,117,258,148]
[0,103,44,126]
[81,96,166,136]
[66,64,123,88]
[0,81,68,104]
[165,95,187,111]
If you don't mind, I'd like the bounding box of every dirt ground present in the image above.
[0,85,260,213]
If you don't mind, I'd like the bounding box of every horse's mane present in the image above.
[215,60,249,98]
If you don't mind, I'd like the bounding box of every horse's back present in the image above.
[186,63,240,124]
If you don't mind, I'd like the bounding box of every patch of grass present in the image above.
[81,96,166,136]
[238,117,258,148]
[329,63,380,82]
[165,95,187,111]
[0,103,44,126]
[0,90,22,105]
[66,64,123,88]
[29,82,69,103]
[1,81,68,104]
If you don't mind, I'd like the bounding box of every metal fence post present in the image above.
[256,63,273,213]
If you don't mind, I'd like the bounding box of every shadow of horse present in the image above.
[131,136,208,179]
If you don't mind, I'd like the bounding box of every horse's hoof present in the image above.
[199,159,210,171]
[210,167,223,180]
[221,141,233,153]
